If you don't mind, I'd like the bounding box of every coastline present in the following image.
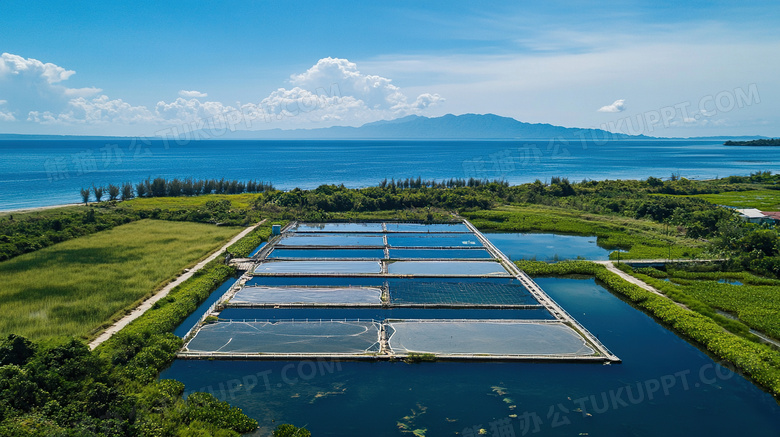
[0,202,83,215]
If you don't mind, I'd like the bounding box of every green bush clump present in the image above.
[226,223,280,257]
[404,352,438,363]
[183,392,258,434]
[635,266,667,278]
[0,334,259,435]
[273,423,312,437]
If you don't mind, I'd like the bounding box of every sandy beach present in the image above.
[0,202,83,215]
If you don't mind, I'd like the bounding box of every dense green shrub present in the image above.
[273,424,312,437]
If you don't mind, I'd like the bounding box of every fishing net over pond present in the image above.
[254,261,382,274]
[387,278,537,306]
[387,261,510,276]
[389,248,493,259]
[293,223,385,233]
[184,319,382,354]
[386,320,596,357]
[231,286,383,305]
[268,248,386,259]
[385,223,470,232]
[387,233,482,247]
[277,233,385,247]
[182,319,596,358]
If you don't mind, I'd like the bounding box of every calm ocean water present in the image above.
[1,139,779,211]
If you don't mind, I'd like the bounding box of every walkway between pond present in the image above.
[594,260,780,350]
[593,260,667,298]
[88,219,266,350]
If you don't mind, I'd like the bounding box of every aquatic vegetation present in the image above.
[490,385,507,396]
[397,403,428,435]
[309,384,347,404]
[404,352,438,363]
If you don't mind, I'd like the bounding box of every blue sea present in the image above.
[1,139,779,211]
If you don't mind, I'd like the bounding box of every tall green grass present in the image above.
[668,189,780,210]
[0,219,240,340]
[122,193,259,210]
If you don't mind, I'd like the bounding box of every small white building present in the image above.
[735,208,770,224]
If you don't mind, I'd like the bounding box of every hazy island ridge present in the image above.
[0,113,770,141]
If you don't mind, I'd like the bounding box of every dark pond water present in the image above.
[161,277,780,436]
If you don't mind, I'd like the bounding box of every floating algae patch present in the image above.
[309,383,347,404]
[490,385,517,412]
[397,403,428,436]
[491,386,508,396]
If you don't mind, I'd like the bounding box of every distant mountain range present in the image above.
[231,113,647,140]
[0,113,769,141]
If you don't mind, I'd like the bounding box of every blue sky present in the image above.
[1,0,779,137]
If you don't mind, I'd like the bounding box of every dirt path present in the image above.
[593,260,668,298]
[88,220,266,350]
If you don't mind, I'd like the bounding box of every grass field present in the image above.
[463,204,707,259]
[0,219,241,340]
[122,193,259,210]
[665,189,780,210]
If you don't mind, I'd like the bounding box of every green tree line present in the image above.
[80,178,274,204]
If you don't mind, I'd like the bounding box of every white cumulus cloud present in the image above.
[1,53,444,132]
[598,99,626,113]
[0,99,14,121]
[28,95,155,124]
[0,52,75,84]
[178,90,208,98]
[0,53,102,118]
[286,57,444,121]
[155,97,236,123]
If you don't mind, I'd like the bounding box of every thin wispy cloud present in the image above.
[598,99,626,113]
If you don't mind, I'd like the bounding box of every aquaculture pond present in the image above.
[162,276,780,436]
[485,232,613,261]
